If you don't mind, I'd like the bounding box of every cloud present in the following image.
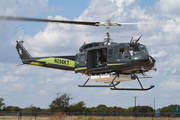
[0,0,63,16]
[38,90,47,95]
[151,50,167,58]
[155,0,180,15]
[0,75,20,83]
[160,77,180,91]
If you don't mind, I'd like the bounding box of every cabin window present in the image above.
[108,49,113,58]
[94,43,99,46]
[119,48,128,58]
[89,43,93,47]
[84,45,88,49]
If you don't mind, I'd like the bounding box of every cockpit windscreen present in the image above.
[139,44,148,54]
[127,44,148,56]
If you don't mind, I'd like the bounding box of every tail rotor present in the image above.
[14,25,32,60]
[13,25,25,43]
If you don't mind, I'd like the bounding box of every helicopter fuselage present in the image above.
[75,41,156,76]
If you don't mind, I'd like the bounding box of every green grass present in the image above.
[0,116,179,120]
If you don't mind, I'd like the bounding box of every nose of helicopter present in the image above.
[132,53,156,72]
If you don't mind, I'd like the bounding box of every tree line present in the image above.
[0,94,179,113]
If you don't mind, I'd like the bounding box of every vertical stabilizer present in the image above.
[16,40,32,59]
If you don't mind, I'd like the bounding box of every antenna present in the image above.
[135,35,142,43]
[130,37,133,43]
[130,35,142,43]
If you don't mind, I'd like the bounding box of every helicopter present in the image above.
[0,16,157,91]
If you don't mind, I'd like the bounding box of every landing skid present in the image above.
[111,85,154,91]
[111,74,154,91]
[78,74,154,91]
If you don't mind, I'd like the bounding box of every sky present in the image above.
[0,0,180,110]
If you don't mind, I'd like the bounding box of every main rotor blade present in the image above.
[1,16,179,27]
[118,21,180,26]
[0,16,100,26]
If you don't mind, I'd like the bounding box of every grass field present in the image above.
[0,113,178,120]
[0,115,180,120]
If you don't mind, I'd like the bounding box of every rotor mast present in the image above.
[104,26,111,42]
[96,19,121,43]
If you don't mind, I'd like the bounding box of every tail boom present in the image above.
[16,40,75,71]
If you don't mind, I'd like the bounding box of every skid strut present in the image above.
[78,74,120,87]
[111,74,154,91]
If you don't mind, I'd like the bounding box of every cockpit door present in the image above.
[87,50,96,69]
